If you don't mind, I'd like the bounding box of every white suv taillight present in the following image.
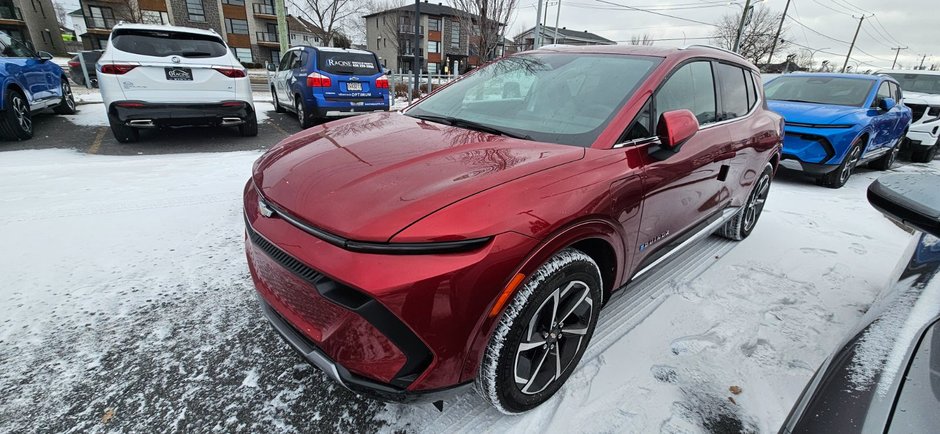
[307,72,331,87]
[376,75,389,89]
[213,67,246,78]
[100,64,138,75]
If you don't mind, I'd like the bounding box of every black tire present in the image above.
[239,111,259,137]
[819,139,863,189]
[0,89,33,141]
[911,141,938,163]
[272,87,285,113]
[108,113,139,143]
[718,163,773,241]
[869,135,902,170]
[296,97,314,129]
[52,78,77,115]
[478,248,602,414]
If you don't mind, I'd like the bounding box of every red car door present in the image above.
[615,60,732,277]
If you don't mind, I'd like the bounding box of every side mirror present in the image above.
[382,67,391,75]
[879,97,896,111]
[656,109,700,150]
[266,63,276,72]
[868,174,940,238]
[37,51,53,62]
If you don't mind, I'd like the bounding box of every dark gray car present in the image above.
[780,173,940,433]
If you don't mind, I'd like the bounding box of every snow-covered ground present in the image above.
[0,148,935,433]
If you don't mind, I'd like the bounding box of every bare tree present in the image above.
[450,0,521,62]
[629,33,653,46]
[711,5,789,66]
[53,1,69,26]
[792,48,816,71]
[365,0,409,64]
[291,0,364,47]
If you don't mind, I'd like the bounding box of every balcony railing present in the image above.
[401,48,424,57]
[256,32,278,43]
[252,3,275,16]
[0,6,22,21]
[399,24,424,34]
[86,16,117,30]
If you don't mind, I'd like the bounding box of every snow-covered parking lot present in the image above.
[0,148,935,433]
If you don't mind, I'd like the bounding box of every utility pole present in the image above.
[891,46,908,69]
[275,0,288,53]
[553,0,562,44]
[534,0,543,48]
[732,0,753,52]
[766,0,791,64]
[842,14,870,73]
[919,54,928,70]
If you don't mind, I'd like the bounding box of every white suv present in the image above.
[97,24,256,142]
[879,69,940,162]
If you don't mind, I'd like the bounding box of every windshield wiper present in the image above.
[407,114,533,140]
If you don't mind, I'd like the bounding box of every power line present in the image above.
[593,0,718,27]
[872,15,904,47]
[859,23,895,50]
[809,0,852,17]
[832,0,872,14]
[787,15,851,45]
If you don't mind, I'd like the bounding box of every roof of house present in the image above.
[68,8,82,16]
[287,15,324,35]
[363,1,465,18]
[516,26,615,44]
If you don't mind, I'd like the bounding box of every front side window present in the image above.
[186,0,205,22]
[873,82,891,108]
[225,18,249,35]
[0,32,34,57]
[716,63,749,120]
[765,76,875,107]
[406,53,662,147]
[655,61,717,126]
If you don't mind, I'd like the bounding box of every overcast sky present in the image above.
[507,0,938,70]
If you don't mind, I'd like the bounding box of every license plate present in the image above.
[347,82,362,91]
[165,67,193,81]
[351,101,364,106]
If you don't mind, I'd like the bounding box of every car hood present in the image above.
[902,91,940,106]
[253,112,585,242]
[768,100,863,125]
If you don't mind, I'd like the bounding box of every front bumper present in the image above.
[110,101,252,127]
[903,126,939,151]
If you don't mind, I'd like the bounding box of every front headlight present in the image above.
[927,106,940,120]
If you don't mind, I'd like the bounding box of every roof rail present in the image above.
[681,44,746,61]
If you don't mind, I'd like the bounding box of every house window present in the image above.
[270,49,280,64]
[221,0,245,4]
[231,47,252,63]
[450,21,459,48]
[428,41,440,53]
[428,18,441,31]
[225,18,249,34]
[87,6,114,29]
[186,0,206,22]
[428,63,438,74]
[141,10,170,25]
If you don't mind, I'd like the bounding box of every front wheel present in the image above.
[819,140,863,188]
[478,248,602,414]
[718,163,773,241]
[272,87,285,113]
[52,79,77,115]
[0,89,33,141]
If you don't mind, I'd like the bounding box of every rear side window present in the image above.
[317,51,379,75]
[655,61,717,125]
[716,63,749,120]
[745,70,757,110]
[111,29,228,58]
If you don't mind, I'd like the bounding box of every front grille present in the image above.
[247,223,323,284]
[908,103,927,121]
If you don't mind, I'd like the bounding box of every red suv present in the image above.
[244,45,782,413]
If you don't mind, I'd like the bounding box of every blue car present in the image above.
[0,33,75,141]
[269,47,389,128]
[765,73,912,188]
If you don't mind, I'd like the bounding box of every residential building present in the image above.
[513,26,615,51]
[67,8,84,42]
[0,0,66,54]
[364,0,501,75]
[76,0,326,66]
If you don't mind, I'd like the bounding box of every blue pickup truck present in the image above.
[0,33,75,141]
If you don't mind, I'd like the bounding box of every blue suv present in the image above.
[269,47,389,128]
[0,33,75,141]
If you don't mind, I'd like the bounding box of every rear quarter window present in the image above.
[111,29,228,58]
[316,51,379,75]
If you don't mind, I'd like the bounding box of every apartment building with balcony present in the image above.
[0,0,65,54]
[364,1,495,75]
[77,0,324,66]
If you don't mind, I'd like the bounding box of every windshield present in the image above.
[765,76,875,107]
[405,53,661,147]
[884,72,940,95]
[111,29,228,58]
[317,51,380,75]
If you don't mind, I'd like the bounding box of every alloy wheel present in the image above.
[513,280,593,395]
[840,146,862,184]
[63,81,75,110]
[743,174,770,232]
[12,95,31,133]
[296,100,304,123]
